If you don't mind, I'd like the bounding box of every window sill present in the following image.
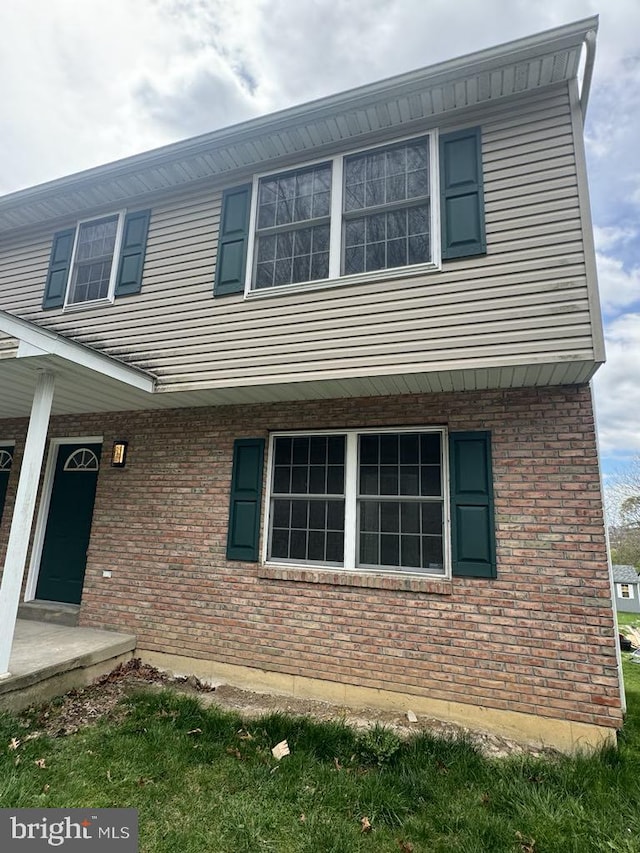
[257,564,453,594]
[63,297,113,313]
[244,261,440,301]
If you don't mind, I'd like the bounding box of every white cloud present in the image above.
[594,312,640,455]
[594,226,637,253]
[596,253,640,314]
[0,0,179,190]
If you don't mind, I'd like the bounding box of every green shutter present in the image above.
[449,431,496,578]
[42,228,75,309]
[440,127,486,259]
[214,184,252,296]
[227,438,265,561]
[115,209,150,297]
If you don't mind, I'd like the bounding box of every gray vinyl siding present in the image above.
[616,584,640,614]
[0,333,18,360]
[0,84,597,393]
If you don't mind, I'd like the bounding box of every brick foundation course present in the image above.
[0,384,623,733]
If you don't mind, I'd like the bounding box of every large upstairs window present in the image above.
[248,134,437,293]
[214,126,484,299]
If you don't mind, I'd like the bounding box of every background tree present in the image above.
[606,457,640,569]
[621,495,640,529]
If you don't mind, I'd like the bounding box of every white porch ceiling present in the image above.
[0,354,598,420]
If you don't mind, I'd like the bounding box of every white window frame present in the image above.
[244,130,441,299]
[262,426,451,579]
[63,210,126,311]
[63,447,100,472]
[619,583,634,600]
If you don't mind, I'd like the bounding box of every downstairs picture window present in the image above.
[266,428,447,576]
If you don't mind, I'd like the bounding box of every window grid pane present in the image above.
[69,215,118,304]
[356,432,444,574]
[358,433,442,497]
[258,164,331,230]
[255,224,330,289]
[255,163,332,290]
[357,500,444,573]
[268,435,346,565]
[344,140,430,213]
[268,431,445,575]
[269,498,345,563]
[271,436,345,496]
[343,138,430,275]
[344,203,430,275]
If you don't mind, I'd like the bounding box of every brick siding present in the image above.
[0,384,623,729]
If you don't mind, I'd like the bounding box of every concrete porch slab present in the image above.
[18,600,80,627]
[0,620,136,713]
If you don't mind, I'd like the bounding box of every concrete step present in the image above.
[18,601,80,627]
[1,620,137,713]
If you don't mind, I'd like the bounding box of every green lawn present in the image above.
[618,611,640,630]
[2,669,640,853]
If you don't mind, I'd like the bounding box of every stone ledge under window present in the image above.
[257,564,453,594]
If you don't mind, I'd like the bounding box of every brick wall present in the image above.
[0,384,623,730]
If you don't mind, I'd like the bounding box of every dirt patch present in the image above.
[18,658,555,759]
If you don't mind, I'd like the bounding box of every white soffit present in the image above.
[0,354,597,419]
[0,17,597,233]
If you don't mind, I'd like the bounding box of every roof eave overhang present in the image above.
[0,310,156,394]
[0,16,598,234]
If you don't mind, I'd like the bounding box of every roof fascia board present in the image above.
[0,310,155,393]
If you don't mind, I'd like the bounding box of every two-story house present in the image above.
[0,17,624,751]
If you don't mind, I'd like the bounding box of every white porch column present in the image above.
[0,371,55,677]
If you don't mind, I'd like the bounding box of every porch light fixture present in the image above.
[111,440,128,468]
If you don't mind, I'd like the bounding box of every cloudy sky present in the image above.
[0,0,638,475]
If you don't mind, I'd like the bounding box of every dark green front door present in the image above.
[36,443,102,605]
[0,447,13,525]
